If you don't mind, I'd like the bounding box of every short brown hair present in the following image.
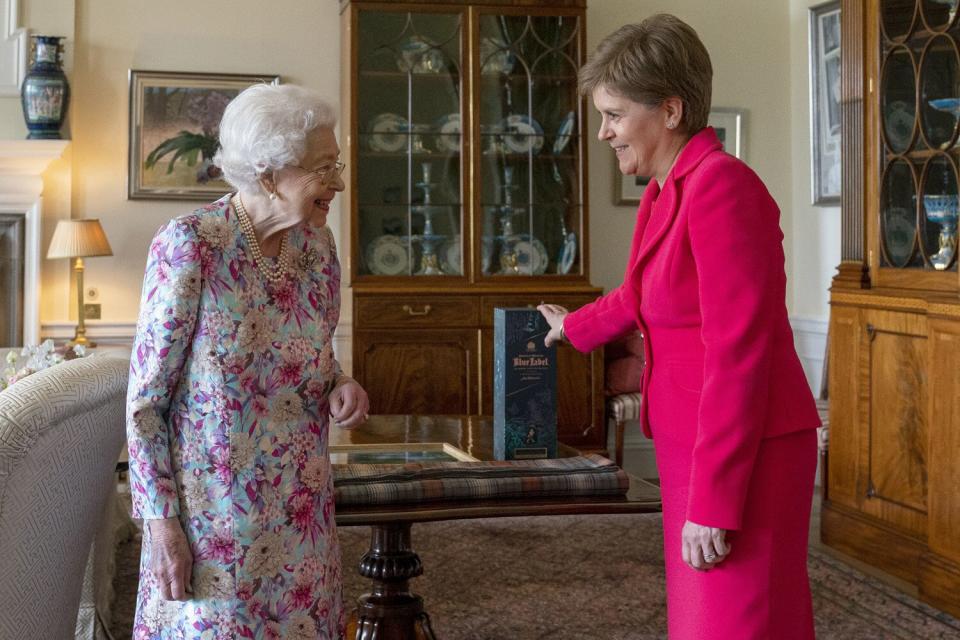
[579,14,713,133]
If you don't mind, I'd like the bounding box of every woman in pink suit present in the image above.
[539,15,821,639]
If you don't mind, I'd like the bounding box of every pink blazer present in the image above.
[564,127,820,530]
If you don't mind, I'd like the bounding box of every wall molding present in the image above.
[40,318,355,371]
[0,0,27,97]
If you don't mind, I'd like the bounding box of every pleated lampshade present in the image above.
[46,219,113,259]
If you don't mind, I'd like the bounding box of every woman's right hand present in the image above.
[148,517,193,601]
[537,304,569,347]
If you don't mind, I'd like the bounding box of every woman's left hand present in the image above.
[681,519,731,571]
[330,376,370,429]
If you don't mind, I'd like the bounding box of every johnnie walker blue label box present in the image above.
[493,308,557,460]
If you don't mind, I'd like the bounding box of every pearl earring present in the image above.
[667,122,676,130]
[269,192,277,201]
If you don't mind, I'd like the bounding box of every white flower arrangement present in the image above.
[1,339,87,391]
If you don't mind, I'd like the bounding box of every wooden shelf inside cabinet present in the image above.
[480,72,579,83]
[359,70,461,79]
[885,148,960,160]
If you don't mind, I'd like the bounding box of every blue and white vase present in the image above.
[20,36,70,140]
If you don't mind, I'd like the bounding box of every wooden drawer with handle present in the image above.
[355,295,480,328]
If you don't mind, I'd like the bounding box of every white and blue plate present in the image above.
[558,231,577,274]
[368,113,409,153]
[434,113,461,153]
[513,235,548,275]
[553,111,576,154]
[365,235,409,275]
[442,235,462,275]
[500,114,544,154]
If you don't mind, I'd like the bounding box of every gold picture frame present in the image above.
[127,70,280,200]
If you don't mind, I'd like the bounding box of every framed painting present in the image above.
[809,1,841,205]
[127,70,280,200]
[614,107,745,206]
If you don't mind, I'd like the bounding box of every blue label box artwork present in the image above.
[493,308,557,460]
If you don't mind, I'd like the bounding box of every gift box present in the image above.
[493,308,557,459]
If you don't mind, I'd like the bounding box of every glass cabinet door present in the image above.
[879,0,960,272]
[475,12,583,278]
[356,10,464,277]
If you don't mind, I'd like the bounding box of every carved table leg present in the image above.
[354,522,437,640]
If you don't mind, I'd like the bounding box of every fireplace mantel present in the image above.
[0,139,69,345]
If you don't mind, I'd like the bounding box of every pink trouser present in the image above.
[653,427,818,639]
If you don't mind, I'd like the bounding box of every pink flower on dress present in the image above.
[198,525,236,564]
[287,489,317,538]
[252,394,269,417]
[277,361,302,386]
[272,279,299,313]
[286,582,314,610]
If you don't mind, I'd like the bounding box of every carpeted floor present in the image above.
[110,511,960,639]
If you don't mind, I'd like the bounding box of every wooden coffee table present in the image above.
[332,415,661,640]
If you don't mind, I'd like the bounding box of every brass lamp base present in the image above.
[68,257,97,349]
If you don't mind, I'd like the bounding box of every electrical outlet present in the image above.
[86,287,99,301]
[83,303,101,320]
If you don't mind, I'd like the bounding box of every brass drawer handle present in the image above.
[402,304,432,316]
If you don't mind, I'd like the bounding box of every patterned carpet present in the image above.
[110,512,960,639]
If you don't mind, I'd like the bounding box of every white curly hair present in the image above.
[213,83,337,191]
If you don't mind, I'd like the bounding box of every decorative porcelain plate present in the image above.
[882,207,915,266]
[513,236,549,275]
[442,235,462,275]
[929,98,960,118]
[365,235,409,275]
[553,111,576,154]
[369,113,409,153]
[500,114,544,154]
[558,231,577,274]
[884,100,915,150]
[435,113,461,153]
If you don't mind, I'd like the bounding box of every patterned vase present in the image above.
[20,36,70,140]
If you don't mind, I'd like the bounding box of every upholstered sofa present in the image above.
[0,353,129,640]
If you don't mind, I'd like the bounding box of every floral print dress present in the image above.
[126,195,346,639]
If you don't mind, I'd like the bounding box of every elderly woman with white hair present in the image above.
[126,83,368,639]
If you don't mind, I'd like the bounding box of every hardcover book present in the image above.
[493,307,557,459]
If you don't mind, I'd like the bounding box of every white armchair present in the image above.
[0,354,128,640]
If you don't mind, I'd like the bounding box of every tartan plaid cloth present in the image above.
[333,454,629,506]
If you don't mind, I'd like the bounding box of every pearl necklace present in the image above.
[232,194,291,285]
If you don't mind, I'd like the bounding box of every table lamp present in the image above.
[46,219,113,348]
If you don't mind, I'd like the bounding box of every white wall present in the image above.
[788,0,840,393]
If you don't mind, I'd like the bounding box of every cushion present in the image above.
[604,332,644,396]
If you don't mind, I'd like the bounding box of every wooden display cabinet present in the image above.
[824,0,960,617]
[339,0,606,451]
